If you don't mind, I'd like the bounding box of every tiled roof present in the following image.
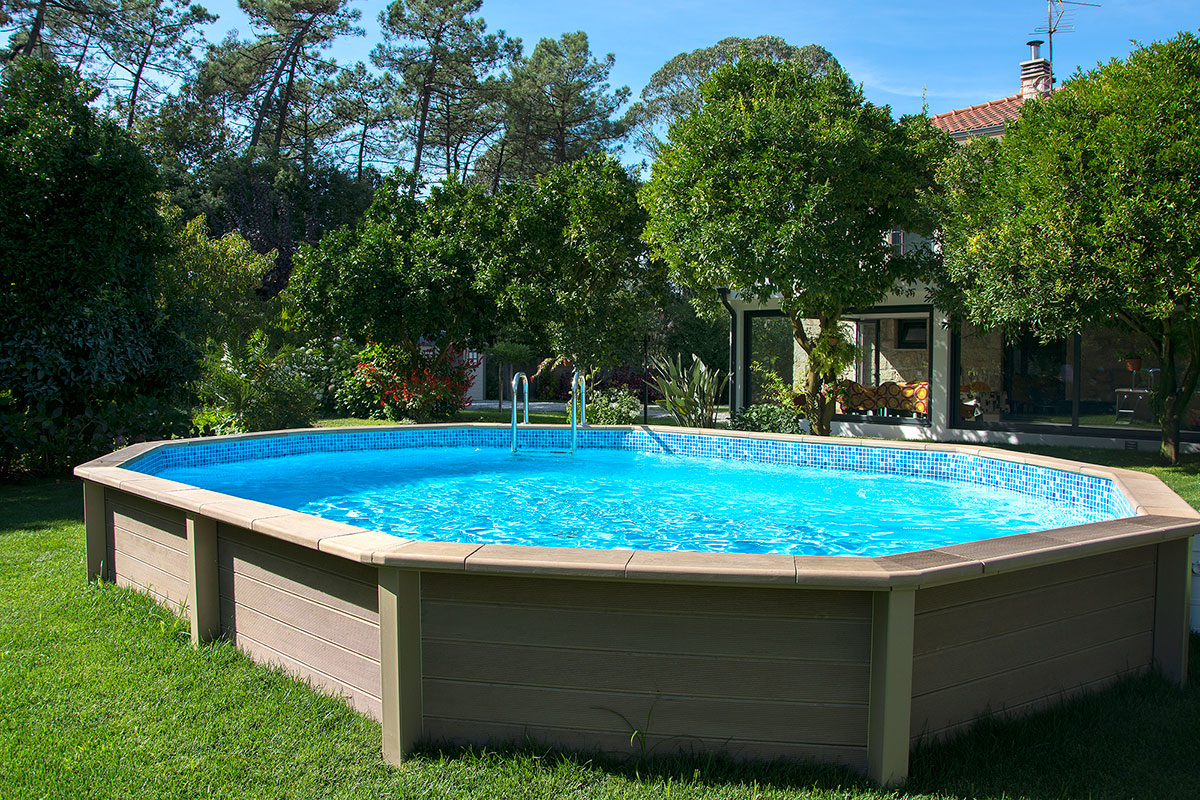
[930,93,1025,134]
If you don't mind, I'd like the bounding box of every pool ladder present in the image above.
[510,370,587,454]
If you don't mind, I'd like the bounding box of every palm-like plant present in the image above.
[649,354,728,428]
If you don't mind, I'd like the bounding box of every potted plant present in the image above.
[1123,350,1144,372]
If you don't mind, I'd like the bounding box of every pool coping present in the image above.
[73,423,1200,591]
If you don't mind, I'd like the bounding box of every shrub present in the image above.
[587,387,641,425]
[0,392,191,477]
[730,403,810,435]
[193,337,318,435]
[0,61,197,474]
[649,354,728,428]
[286,338,362,416]
[343,344,480,422]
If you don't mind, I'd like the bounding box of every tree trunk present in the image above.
[489,137,506,193]
[249,16,314,150]
[356,119,368,181]
[125,39,155,129]
[410,69,434,195]
[19,0,48,57]
[273,54,299,157]
[1160,406,1182,465]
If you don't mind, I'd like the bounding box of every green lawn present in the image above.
[318,407,682,427]
[2,447,1199,798]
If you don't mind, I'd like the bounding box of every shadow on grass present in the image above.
[415,637,1200,800]
[905,646,1200,800]
[0,475,81,534]
[412,738,877,797]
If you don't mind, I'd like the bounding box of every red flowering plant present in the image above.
[343,343,479,422]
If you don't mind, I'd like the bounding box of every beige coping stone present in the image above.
[939,532,1076,575]
[191,494,293,529]
[375,540,484,570]
[250,512,367,551]
[624,550,797,584]
[73,465,137,488]
[872,548,983,588]
[1040,515,1200,547]
[319,531,414,564]
[920,442,988,457]
[112,474,207,503]
[116,486,229,514]
[465,544,634,578]
[793,555,894,588]
[1112,475,1200,518]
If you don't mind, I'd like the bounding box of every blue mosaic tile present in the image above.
[124,427,1135,522]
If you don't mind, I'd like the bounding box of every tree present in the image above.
[476,31,632,187]
[631,35,837,159]
[642,58,948,434]
[199,153,376,294]
[205,0,361,157]
[325,61,406,181]
[936,32,1200,464]
[372,0,516,191]
[0,60,195,468]
[0,0,111,65]
[100,0,215,128]
[159,204,280,345]
[287,173,503,355]
[502,152,664,374]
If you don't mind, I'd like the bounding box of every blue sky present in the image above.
[202,0,1198,117]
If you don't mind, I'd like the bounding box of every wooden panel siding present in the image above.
[419,573,872,768]
[108,491,190,609]
[910,546,1158,742]
[217,524,382,719]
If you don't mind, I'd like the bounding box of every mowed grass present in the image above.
[317,407,678,427]
[2,444,1199,799]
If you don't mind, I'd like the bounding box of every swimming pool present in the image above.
[75,424,1197,786]
[131,430,1131,556]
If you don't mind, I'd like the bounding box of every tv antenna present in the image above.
[1033,0,1100,84]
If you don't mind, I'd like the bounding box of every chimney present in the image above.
[1020,40,1052,100]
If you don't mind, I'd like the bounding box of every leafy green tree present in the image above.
[159,205,280,345]
[198,154,376,294]
[287,174,503,356]
[642,58,948,434]
[631,35,837,158]
[503,152,663,374]
[0,60,195,468]
[937,32,1200,464]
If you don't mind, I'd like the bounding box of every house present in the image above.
[726,41,1200,454]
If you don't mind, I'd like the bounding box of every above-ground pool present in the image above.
[75,425,1197,786]
[132,432,1131,556]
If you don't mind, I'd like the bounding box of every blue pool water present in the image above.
[152,445,1109,556]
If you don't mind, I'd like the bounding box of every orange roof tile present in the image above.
[930,93,1025,134]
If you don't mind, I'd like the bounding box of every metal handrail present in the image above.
[569,371,587,454]
[510,372,529,453]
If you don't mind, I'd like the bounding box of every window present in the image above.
[896,318,928,350]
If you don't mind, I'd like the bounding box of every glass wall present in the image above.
[958,324,1071,425]
[742,308,933,423]
[839,311,932,423]
[955,323,1199,434]
[744,313,796,405]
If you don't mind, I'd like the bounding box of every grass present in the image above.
[2,445,1199,798]
[317,407,685,427]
